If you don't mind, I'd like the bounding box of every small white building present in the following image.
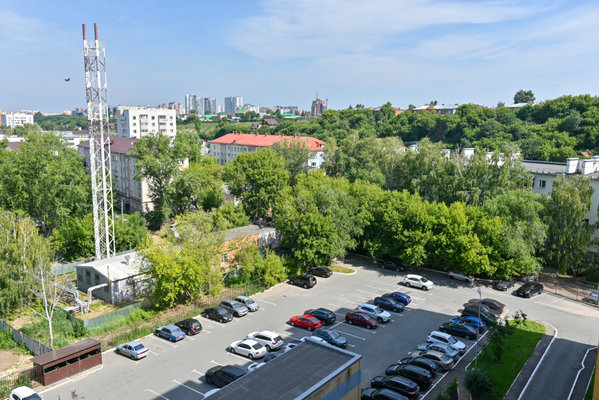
[116,106,176,139]
[1,111,34,128]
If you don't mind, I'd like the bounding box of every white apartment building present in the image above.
[224,96,243,114]
[1,111,34,128]
[116,106,176,139]
[204,98,216,115]
[184,94,204,115]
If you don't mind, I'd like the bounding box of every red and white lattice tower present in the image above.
[82,23,115,260]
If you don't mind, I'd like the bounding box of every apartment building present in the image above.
[224,96,243,114]
[204,97,216,115]
[1,111,34,128]
[116,106,176,139]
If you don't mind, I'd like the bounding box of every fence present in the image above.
[0,368,41,398]
[0,319,52,356]
[537,272,598,305]
[73,302,144,331]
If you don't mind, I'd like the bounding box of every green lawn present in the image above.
[330,264,355,273]
[471,320,545,399]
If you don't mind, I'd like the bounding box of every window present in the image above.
[133,116,136,120]
[95,273,100,283]
[86,270,91,285]
[539,180,546,188]
[151,116,155,120]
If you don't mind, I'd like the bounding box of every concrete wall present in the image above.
[307,358,362,400]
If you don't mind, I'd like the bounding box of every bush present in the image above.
[0,329,18,351]
[466,368,496,396]
[129,309,155,323]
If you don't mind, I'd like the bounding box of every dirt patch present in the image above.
[0,350,31,379]
[538,267,598,303]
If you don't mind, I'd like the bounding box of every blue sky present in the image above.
[1,0,598,112]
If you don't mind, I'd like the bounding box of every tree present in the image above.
[514,89,535,104]
[545,175,593,276]
[170,157,224,215]
[272,137,311,184]
[224,149,289,220]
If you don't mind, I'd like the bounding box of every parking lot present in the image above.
[40,256,599,400]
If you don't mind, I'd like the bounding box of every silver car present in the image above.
[356,303,391,323]
[220,299,249,317]
[416,342,459,360]
[235,295,259,312]
[448,271,474,284]
[416,350,454,370]
[246,330,284,351]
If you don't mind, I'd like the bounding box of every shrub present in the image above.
[466,368,496,396]
[0,329,18,351]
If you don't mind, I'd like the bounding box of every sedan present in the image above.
[439,321,478,340]
[462,304,500,320]
[357,303,391,323]
[448,271,474,284]
[205,365,246,388]
[374,297,405,312]
[116,341,148,360]
[416,343,459,360]
[378,260,406,272]
[466,298,505,314]
[304,308,336,325]
[382,292,411,306]
[403,274,433,290]
[461,308,497,326]
[229,339,267,359]
[493,279,514,291]
[396,357,438,375]
[345,311,379,329]
[235,295,259,312]
[289,314,323,331]
[313,328,348,348]
[516,282,543,298]
[450,316,486,333]
[154,324,186,342]
[362,387,410,400]
[308,267,333,278]
[202,306,233,323]
[416,350,454,371]
[175,318,202,335]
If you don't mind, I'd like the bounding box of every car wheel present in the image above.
[303,284,308,289]
[405,282,410,287]
[290,321,295,326]
[366,324,372,329]
[231,347,236,354]
[266,345,271,351]
[248,353,254,359]
[307,326,312,331]
[423,286,428,291]
[377,317,383,322]
[206,375,213,385]
[347,319,352,325]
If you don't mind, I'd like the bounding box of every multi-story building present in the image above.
[1,111,34,128]
[204,97,216,115]
[116,106,176,139]
[158,102,183,117]
[224,96,243,114]
[184,94,204,115]
[209,132,326,168]
[311,94,327,116]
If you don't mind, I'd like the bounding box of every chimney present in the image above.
[593,156,599,172]
[582,159,594,175]
[463,148,475,159]
[409,144,418,153]
[566,158,578,174]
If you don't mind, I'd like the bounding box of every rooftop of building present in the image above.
[210,132,325,151]
[223,224,277,242]
[76,250,142,280]
[78,136,136,154]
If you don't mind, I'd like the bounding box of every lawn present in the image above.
[330,264,355,273]
[471,319,545,399]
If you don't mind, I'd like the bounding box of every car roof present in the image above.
[240,339,260,345]
[235,295,249,300]
[221,365,246,376]
[256,330,279,337]
[423,350,444,357]
[406,274,423,279]
[126,340,143,346]
[11,387,38,396]
[349,311,368,317]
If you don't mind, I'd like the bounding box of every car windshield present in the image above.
[251,343,263,350]
[447,336,457,344]
[23,395,42,400]
[328,330,340,339]
[372,306,383,313]
[441,354,451,361]
[421,277,429,282]
[133,344,145,350]
[273,336,282,342]
[232,303,244,309]
[244,299,255,304]
[217,309,228,315]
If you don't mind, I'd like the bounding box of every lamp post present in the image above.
[475,286,481,369]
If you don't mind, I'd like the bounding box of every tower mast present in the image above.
[83,23,115,260]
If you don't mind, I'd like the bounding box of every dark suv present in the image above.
[205,365,246,388]
[304,308,336,325]
[385,364,433,389]
[516,282,543,297]
[202,306,233,323]
[371,375,420,399]
[175,318,202,335]
[289,274,317,288]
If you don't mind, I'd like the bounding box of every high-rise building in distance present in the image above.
[224,96,243,114]
[204,97,216,115]
[184,94,204,115]
[116,106,176,139]
[311,92,327,116]
[1,111,34,128]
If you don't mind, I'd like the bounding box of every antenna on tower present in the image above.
[83,23,115,260]
[316,90,319,100]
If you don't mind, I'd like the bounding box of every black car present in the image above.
[516,282,543,297]
[461,308,497,326]
[175,318,202,335]
[308,267,333,278]
[467,298,505,314]
[374,297,405,312]
[304,308,336,325]
[378,260,406,272]
[202,306,233,323]
[313,328,347,348]
[396,357,438,375]
[493,279,514,291]
[289,274,317,288]
[362,387,410,400]
[462,304,500,320]
[371,376,420,399]
[385,364,433,389]
[439,321,478,340]
[205,365,246,388]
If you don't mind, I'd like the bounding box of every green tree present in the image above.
[170,157,224,215]
[545,175,593,276]
[272,137,311,184]
[224,149,289,219]
[514,89,535,104]
[211,201,250,229]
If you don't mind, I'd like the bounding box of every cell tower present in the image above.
[82,23,115,260]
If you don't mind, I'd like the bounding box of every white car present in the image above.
[404,274,434,290]
[356,303,391,323]
[9,387,42,400]
[229,339,267,359]
[427,330,466,354]
[246,330,284,351]
[235,295,259,312]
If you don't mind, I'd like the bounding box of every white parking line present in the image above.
[210,360,223,365]
[146,388,169,399]
[334,329,367,340]
[260,299,277,306]
[227,351,256,362]
[172,379,204,395]
[149,350,159,355]
[568,346,598,400]
[191,369,203,375]
[200,318,226,328]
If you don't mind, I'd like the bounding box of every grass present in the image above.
[470,319,545,399]
[330,264,355,273]
[585,368,595,400]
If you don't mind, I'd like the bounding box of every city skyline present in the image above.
[1,0,598,112]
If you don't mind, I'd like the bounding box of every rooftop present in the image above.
[76,250,142,280]
[210,132,325,151]
[223,224,277,242]
[78,136,137,154]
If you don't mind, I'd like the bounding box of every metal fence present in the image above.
[77,302,144,331]
[0,319,52,356]
[537,272,598,305]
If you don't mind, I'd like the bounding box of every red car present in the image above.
[289,314,323,331]
[345,311,379,329]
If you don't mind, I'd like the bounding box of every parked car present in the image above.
[439,321,478,340]
[416,350,454,370]
[155,324,186,342]
[289,314,323,331]
[235,295,259,312]
[384,363,433,389]
[361,387,410,400]
[313,328,348,348]
[378,260,406,272]
[116,340,149,360]
[9,387,42,400]
[395,357,438,375]
[518,273,538,282]
[175,318,202,335]
[585,291,599,305]
[493,279,514,291]
[345,311,379,329]
[416,343,459,360]
[246,330,284,351]
[448,271,474,284]
[374,297,405,312]
[289,274,317,288]
[220,299,249,317]
[426,330,466,353]
[516,282,544,298]
[403,274,434,290]
[205,365,246,388]
[229,339,267,359]
[370,375,420,399]
[357,303,391,323]
[462,304,500,320]
[308,267,333,278]
[304,308,336,325]
[382,292,412,306]
[202,306,233,323]
[450,316,486,333]
[466,298,505,313]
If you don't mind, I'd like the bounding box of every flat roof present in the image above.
[208,339,361,400]
[32,338,101,366]
[76,250,141,280]
[223,224,277,242]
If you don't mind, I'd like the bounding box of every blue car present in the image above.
[382,292,411,306]
[116,341,149,360]
[155,324,186,342]
[450,316,486,333]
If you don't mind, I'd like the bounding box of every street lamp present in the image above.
[475,286,481,369]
